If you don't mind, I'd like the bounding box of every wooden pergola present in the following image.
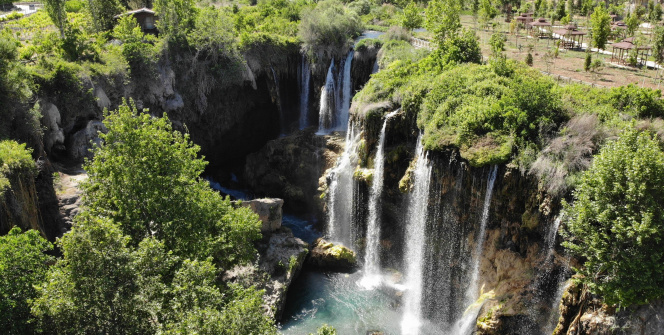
[527,18,552,38]
[610,38,651,66]
[553,24,586,50]
[611,21,627,40]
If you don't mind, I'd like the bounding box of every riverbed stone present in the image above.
[306,238,357,272]
[235,198,283,234]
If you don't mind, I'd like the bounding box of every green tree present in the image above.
[478,0,498,29]
[44,0,67,38]
[489,32,506,57]
[584,50,592,71]
[563,129,664,306]
[625,12,640,37]
[402,1,423,30]
[555,0,567,21]
[87,0,123,32]
[425,0,462,45]
[590,5,611,51]
[81,100,262,267]
[32,214,276,334]
[0,228,53,334]
[113,15,157,78]
[154,0,197,41]
[649,1,662,23]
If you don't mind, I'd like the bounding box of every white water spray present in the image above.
[465,165,498,306]
[326,124,361,247]
[337,51,354,130]
[400,136,433,335]
[318,59,336,133]
[359,110,399,290]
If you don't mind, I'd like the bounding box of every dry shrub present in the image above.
[530,114,605,196]
[637,118,664,142]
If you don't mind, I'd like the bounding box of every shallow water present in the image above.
[279,270,403,334]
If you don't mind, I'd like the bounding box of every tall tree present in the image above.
[154,0,197,41]
[590,5,611,51]
[44,0,67,38]
[563,129,664,306]
[81,100,261,267]
[0,228,53,334]
[402,1,423,31]
[426,0,461,45]
[87,0,123,32]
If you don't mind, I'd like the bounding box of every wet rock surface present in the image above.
[306,238,357,272]
[244,128,344,215]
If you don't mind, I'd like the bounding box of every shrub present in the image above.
[489,32,506,56]
[526,52,533,66]
[64,0,84,13]
[584,51,591,72]
[0,227,53,334]
[298,0,363,62]
[609,84,664,118]
[563,129,664,306]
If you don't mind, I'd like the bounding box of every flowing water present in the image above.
[400,136,434,335]
[464,165,498,306]
[359,110,400,290]
[318,60,336,133]
[337,51,354,131]
[299,55,311,130]
[326,124,361,247]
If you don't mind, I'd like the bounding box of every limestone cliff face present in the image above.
[352,109,568,334]
[244,129,344,215]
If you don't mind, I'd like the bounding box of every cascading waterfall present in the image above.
[359,110,399,290]
[465,165,498,306]
[270,66,285,135]
[337,51,354,130]
[400,136,434,335]
[299,55,311,130]
[326,124,361,247]
[318,59,336,133]
[318,51,354,133]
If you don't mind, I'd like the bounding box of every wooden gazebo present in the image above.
[527,18,552,38]
[516,12,535,27]
[610,37,651,66]
[553,24,586,50]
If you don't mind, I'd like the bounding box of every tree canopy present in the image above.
[563,129,664,306]
[81,100,262,268]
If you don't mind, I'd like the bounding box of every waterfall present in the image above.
[299,55,311,130]
[371,59,379,74]
[270,66,285,135]
[326,124,360,247]
[337,51,354,130]
[359,110,399,290]
[400,136,433,335]
[465,165,498,305]
[318,59,336,133]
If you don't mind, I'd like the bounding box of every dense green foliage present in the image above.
[0,141,36,197]
[32,214,275,334]
[0,228,53,334]
[299,0,363,62]
[563,129,664,306]
[590,5,611,50]
[82,100,262,267]
[401,1,422,30]
[425,0,461,45]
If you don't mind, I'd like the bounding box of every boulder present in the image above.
[223,226,308,320]
[306,238,357,272]
[41,102,65,153]
[69,120,107,162]
[235,198,283,234]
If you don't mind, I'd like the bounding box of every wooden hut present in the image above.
[553,24,586,50]
[527,18,552,38]
[115,8,157,34]
[610,38,651,66]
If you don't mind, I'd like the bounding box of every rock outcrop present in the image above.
[553,280,664,335]
[224,198,308,320]
[235,198,284,234]
[306,238,357,272]
[244,128,344,214]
